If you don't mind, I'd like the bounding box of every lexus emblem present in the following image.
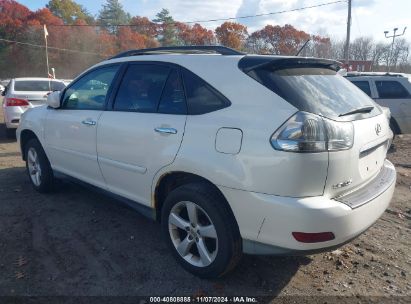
[375,123,382,135]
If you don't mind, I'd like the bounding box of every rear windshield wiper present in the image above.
[339,106,374,117]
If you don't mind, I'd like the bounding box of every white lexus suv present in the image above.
[17,46,396,278]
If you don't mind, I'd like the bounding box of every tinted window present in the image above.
[375,81,410,99]
[351,81,371,97]
[14,80,65,91]
[114,64,170,112]
[245,67,380,120]
[182,69,230,115]
[158,70,186,114]
[62,65,119,110]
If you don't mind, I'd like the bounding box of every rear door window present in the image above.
[158,70,187,115]
[351,80,372,97]
[244,66,380,120]
[113,64,170,112]
[375,80,411,99]
[182,69,230,115]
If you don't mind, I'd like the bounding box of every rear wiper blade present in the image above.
[339,106,374,117]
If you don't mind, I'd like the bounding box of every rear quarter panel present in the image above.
[152,57,329,198]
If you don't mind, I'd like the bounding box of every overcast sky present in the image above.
[18,0,411,42]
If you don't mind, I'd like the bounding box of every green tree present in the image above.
[98,0,130,34]
[153,8,178,46]
[46,0,93,24]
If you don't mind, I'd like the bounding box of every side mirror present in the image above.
[47,91,61,109]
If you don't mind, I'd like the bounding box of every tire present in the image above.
[5,128,16,139]
[161,182,242,278]
[25,138,54,193]
[389,118,401,140]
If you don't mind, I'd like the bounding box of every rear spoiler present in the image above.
[238,56,342,73]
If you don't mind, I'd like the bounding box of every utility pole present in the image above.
[343,0,352,69]
[384,27,407,72]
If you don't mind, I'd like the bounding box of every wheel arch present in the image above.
[20,129,40,161]
[153,171,239,228]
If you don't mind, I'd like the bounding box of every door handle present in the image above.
[82,119,96,126]
[154,127,177,134]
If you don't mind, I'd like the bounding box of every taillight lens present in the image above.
[271,111,354,152]
[5,98,29,107]
[292,232,335,243]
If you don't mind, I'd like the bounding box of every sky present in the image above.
[17,0,411,43]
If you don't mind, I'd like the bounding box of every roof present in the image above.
[12,77,65,82]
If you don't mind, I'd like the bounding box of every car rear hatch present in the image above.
[12,79,65,107]
[324,113,391,200]
[239,56,392,200]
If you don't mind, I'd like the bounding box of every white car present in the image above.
[17,46,396,278]
[2,77,66,138]
[346,73,411,134]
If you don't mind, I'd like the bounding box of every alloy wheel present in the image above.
[27,147,42,186]
[168,201,218,267]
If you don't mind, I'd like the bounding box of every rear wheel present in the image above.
[161,182,242,278]
[25,138,54,192]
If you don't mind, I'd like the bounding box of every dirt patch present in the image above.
[0,106,409,300]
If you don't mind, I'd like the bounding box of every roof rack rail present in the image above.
[109,45,245,59]
[345,72,405,77]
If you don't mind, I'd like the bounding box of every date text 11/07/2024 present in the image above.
[149,296,258,303]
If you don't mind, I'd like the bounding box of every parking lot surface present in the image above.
[0,105,410,301]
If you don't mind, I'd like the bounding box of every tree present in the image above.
[153,8,178,46]
[118,27,151,51]
[247,24,309,55]
[0,0,31,39]
[350,37,373,61]
[129,16,159,48]
[26,8,64,25]
[305,35,332,58]
[46,0,93,24]
[98,0,130,34]
[130,16,158,37]
[215,22,248,50]
[176,23,215,45]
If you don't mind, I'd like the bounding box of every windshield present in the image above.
[245,67,381,121]
[14,80,65,92]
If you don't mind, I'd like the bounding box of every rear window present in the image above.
[245,66,380,120]
[14,80,65,92]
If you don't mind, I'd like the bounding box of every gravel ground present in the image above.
[0,104,410,302]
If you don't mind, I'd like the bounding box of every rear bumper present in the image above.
[219,160,396,255]
[3,106,23,129]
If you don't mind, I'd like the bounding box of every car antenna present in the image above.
[295,39,310,56]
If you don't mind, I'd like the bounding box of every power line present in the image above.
[0,38,106,57]
[185,0,347,24]
[42,0,347,27]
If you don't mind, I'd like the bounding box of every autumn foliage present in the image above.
[0,0,335,78]
[215,22,248,50]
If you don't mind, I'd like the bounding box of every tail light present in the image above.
[271,111,354,153]
[5,98,29,107]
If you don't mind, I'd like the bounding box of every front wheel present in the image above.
[161,183,242,278]
[25,138,54,193]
